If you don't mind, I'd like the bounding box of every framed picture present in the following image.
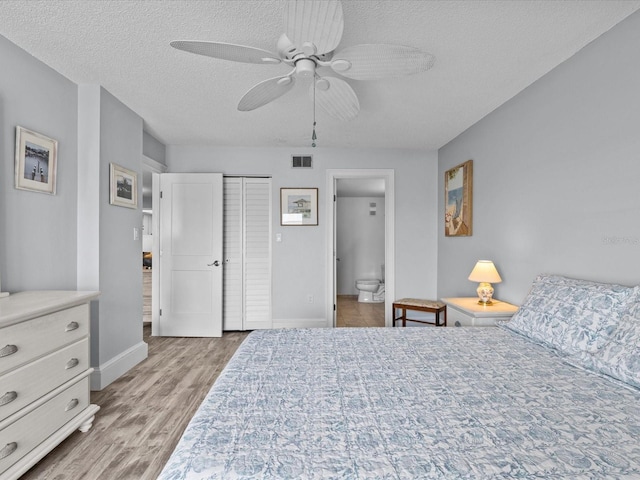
[14,126,58,194]
[444,160,473,237]
[110,163,138,209]
[280,188,318,226]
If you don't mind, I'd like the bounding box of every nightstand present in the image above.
[441,297,518,327]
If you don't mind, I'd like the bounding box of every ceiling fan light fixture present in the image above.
[301,41,317,56]
[277,76,293,86]
[295,58,316,77]
[331,59,351,72]
[316,78,330,91]
[277,33,298,60]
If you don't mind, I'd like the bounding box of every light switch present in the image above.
[276,233,282,242]
[133,227,139,240]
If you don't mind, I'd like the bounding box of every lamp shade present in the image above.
[468,260,502,283]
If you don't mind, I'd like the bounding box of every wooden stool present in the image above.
[393,298,447,327]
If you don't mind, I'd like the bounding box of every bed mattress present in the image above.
[158,327,640,479]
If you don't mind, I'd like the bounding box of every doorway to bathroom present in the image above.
[326,169,395,328]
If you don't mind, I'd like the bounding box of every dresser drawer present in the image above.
[0,377,89,476]
[0,304,88,376]
[0,339,89,422]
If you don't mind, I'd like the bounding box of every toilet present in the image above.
[355,279,385,303]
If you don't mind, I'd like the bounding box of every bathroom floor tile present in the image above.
[336,295,385,328]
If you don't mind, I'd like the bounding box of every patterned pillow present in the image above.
[502,275,636,355]
[574,295,640,388]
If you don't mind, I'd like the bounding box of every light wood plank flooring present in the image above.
[336,295,385,327]
[20,325,249,480]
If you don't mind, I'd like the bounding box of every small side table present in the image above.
[393,298,447,327]
[442,297,518,327]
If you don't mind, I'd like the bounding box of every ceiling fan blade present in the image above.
[330,44,435,80]
[311,76,359,121]
[238,75,296,111]
[170,41,281,65]
[285,0,344,56]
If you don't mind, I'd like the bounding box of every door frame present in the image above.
[326,169,395,327]
[147,159,166,337]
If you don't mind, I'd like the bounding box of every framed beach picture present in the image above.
[14,126,58,194]
[444,160,473,237]
[280,188,318,226]
[110,163,138,209]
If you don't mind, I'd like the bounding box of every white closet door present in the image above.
[243,178,272,330]
[223,177,272,331]
[223,178,243,330]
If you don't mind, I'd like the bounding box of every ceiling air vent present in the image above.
[292,155,313,168]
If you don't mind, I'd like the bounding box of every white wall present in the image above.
[337,197,385,295]
[165,147,439,324]
[437,10,640,304]
[0,34,78,291]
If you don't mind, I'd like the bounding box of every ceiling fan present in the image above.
[170,0,435,122]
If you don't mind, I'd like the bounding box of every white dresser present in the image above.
[442,297,519,327]
[0,291,100,480]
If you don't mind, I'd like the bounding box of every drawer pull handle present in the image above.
[0,391,17,406]
[65,358,80,369]
[0,344,18,358]
[0,442,17,460]
[65,398,79,411]
[66,321,80,332]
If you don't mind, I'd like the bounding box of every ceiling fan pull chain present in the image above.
[312,75,318,147]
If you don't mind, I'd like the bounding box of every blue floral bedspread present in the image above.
[158,327,640,479]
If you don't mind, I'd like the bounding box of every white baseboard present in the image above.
[271,318,330,329]
[90,341,148,391]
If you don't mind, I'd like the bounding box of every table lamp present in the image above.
[468,260,502,305]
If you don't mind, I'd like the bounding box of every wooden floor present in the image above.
[19,294,384,479]
[20,325,249,480]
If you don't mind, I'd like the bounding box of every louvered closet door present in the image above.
[243,178,272,330]
[223,178,243,330]
[223,177,272,331]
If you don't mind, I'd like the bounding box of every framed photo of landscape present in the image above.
[444,160,473,237]
[281,188,318,226]
[110,163,138,209]
[15,126,58,194]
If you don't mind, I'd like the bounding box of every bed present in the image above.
[158,275,640,479]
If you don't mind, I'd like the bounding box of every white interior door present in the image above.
[156,173,223,337]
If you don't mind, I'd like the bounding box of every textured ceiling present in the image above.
[0,0,639,150]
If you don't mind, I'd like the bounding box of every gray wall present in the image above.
[2,34,147,390]
[437,10,640,305]
[0,34,78,291]
[99,88,145,366]
[77,86,147,389]
[166,146,439,323]
[143,130,166,164]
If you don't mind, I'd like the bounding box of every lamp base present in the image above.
[476,282,494,305]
